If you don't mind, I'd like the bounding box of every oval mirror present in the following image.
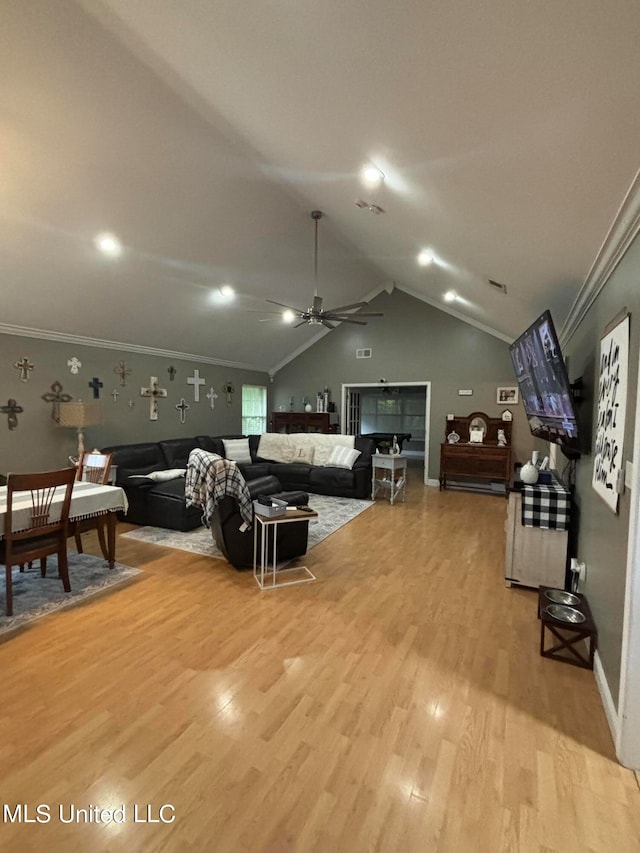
[469,416,487,434]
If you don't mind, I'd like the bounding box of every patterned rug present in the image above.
[121,493,373,559]
[0,554,142,637]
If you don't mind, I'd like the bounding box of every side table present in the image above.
[253,508,318,589]
[538,586,597,669]
[372,454,407,505]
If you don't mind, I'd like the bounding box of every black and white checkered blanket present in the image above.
[185,448,253,527]
[521,481,570,530]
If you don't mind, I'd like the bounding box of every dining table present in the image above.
[0,480,129,569]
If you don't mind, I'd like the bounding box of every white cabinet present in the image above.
[504,491,568,589]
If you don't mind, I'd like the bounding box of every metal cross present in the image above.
[88,377,104,399]
[206,386,218,411]
[187,368,206,402]
[114,360,131,386]
[67,357,82,374]
[1,399,23,430]
[176,397,190,424]
[168,366,176,382]
[14,356,34,382]
[41,381,72,422]
[111,388,120,403]
[140,376,168,421]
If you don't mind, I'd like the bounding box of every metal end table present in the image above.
[253,508,318,589]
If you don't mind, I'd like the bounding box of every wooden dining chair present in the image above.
[1,467,76,617]
[70,451,113,559]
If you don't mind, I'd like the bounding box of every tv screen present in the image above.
[509,310,580,457]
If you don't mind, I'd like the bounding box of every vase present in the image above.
[520,462,539,485]
[304,403,312,413]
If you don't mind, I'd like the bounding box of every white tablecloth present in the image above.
[0,481,128,537]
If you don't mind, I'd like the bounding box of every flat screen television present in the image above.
[509,309,580,458]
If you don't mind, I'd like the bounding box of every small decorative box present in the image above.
[253,498,288,518]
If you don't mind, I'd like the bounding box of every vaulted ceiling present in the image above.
[2,0,639,372]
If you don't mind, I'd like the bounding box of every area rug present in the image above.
[0,554,142,636]
[121,493,373,559]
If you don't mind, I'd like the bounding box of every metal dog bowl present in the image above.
[544,589,580,606]
[544,604,586,624]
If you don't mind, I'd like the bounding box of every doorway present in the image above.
[341,382,432,485]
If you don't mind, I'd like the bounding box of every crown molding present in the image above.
[560,168,640,346]
[0,324,266,373]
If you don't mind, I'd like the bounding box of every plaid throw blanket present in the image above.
[521,480,570,531]
[185,448,253,527]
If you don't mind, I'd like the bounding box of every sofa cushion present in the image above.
[267,462,314,485]
[159,437,200,469]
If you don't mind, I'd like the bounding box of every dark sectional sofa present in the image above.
[102,433,376,531]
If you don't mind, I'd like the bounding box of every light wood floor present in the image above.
[1,474,639,852]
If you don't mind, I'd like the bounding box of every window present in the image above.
[241,385,267,435]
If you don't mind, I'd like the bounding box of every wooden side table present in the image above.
[538,586,597,669]
[371,454,407,505]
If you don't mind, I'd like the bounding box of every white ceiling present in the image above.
[2,0,640,371]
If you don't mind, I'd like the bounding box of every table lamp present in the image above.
[57,401,102,462]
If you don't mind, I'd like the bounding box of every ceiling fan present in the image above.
[266,210,383,330]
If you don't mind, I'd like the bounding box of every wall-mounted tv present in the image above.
[509,309,580,458]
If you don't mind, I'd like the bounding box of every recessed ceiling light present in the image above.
[94,232,122,258]
[444,290,457,302]
[417,249,434,266]
[282,309,296,324]
[220,284,235,298]
[361,164,385,187]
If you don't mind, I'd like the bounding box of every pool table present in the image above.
[360,432,412,453]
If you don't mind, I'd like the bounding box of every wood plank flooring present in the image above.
[1,474,639,852]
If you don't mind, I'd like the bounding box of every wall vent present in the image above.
[488,279,508,294]
[356,348,372,359]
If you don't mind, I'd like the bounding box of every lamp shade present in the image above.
[57,401,102,428]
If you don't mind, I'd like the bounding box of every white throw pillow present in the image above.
[223,438,252,464]
[327,446,361,470]
[292,445,315,464]
[147,468,186,482]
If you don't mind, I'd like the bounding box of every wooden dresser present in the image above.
[439,411,512,493]
[271,411,336,434]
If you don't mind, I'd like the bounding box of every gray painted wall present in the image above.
[563,234,640,707]
[0,333,269,475]
[272,289,535,478]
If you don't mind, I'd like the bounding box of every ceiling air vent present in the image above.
[356,348,372,359]
[488,279,508,294]
[354,200,385,214]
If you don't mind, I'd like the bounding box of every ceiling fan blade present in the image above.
[323,301,368,314]
[321,319,337,330]
[340,311,384,317]
[266,299,303,314]
[293,320,309,328]
[328,317,368,326]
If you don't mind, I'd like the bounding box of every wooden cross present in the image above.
[14,356,34,382]
[176,397,190,424]
[1,399,23,430]
[114,360,131,386]
[88,377,104,399]
[187,368,206,402]
[168,366,176,382]
[67,357,82,374]
[206,386,218,411]
[111,388,120,402]
[41,381,72,422]
[140,376,167,421]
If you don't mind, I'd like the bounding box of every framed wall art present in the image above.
[497,386,519,405]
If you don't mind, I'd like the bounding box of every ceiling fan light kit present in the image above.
[266,211,383,330]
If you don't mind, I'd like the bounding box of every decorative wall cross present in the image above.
[111,389,120,403]
[14,356,34,382]
[168,366,176,382]
[88,377,104,399]
[67,357,82,374]
[41,381,72,422]
[140,376,167,421]
[127,400,135,409]
[222,382,235,406]
[187,368,206,402]
[176,397,190,424]
[1,399,23,430]
[114,360,131,386]
[206,387,218,410]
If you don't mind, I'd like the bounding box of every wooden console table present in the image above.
[271,412,337,434]
[439,411,512,493]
